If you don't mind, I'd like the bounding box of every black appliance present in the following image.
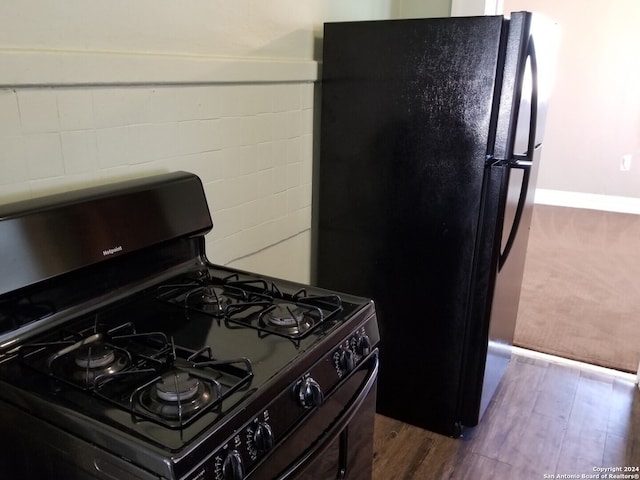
[0,171,380,479]
[314,12,547,436]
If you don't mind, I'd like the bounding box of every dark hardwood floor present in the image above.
[373,352,640,479]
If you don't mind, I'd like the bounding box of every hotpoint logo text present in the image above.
[102,246,123,256]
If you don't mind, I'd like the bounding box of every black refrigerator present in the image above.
[313,12,547,437]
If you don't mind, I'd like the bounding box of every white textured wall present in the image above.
[0,83,314,279]
[0,1,312,59]
[0,0,404,59]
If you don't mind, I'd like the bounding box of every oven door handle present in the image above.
[278,351,379,480]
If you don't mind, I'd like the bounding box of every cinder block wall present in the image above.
[0,82,314,281]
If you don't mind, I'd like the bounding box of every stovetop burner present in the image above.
[199,285,226,305]
[156,371,200,402]
[25,329,136,389]
[65,343,130,385]
[18,320,254,429]
[158,275,270,319]
[75,344,117,369]
[157,270,344,341]
[265,304,308,327]
[139,369,214,421]
[185,285,232,316]
[260,304,317,336]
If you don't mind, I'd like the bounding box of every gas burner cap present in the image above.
[139,370,214,421]
[74,344,117,369]
[186,286,230,316]
[52,343,130,386]
[264,305,314,334]
[200,286,224,305]
[155,371,200,402]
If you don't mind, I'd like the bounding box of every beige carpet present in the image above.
[514,204,640,373]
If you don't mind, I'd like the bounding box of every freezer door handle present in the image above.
[499,39,538,270]
[524,39,539,158]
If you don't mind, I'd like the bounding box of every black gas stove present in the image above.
[0,172,379,480]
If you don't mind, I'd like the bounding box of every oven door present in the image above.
[248,351,379,480]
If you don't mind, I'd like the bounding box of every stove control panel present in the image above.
[333,327,371,378]
[182,318,378,480]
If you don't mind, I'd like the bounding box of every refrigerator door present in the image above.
[459,12,542,425]
[315,16,507,436]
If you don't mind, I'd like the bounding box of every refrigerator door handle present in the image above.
[498,39,538,270]
[524,39,539,156]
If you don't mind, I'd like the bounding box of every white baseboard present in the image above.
[534,189,640,215]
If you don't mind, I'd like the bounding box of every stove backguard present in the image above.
[0,172,213,348]
[0,171,212,298]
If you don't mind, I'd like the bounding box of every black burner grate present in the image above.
[18,320,253,429]
[156,271,344,341]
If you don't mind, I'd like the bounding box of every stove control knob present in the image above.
[253,421,274,454]
[356,334,371,357]
[222,449,244,480]
[340,349,356,373]
[296,376,323,409]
